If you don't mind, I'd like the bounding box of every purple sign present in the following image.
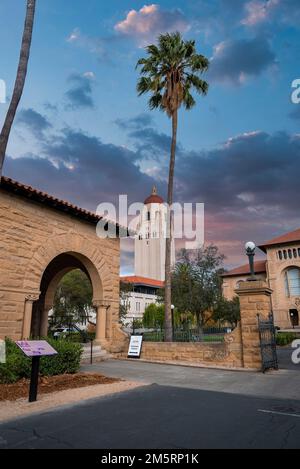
[16,340,58,357]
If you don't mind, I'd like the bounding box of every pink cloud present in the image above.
[241,0,280,26]
[114,4,190,45]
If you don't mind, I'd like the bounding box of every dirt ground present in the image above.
[0,373,120,401]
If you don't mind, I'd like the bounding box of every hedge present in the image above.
[0,338,83,384]
[276,332,298,347]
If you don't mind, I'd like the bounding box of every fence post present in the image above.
[235,280,273,370]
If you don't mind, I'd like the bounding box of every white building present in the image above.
[120,276,164,322]
[134,186,175,282]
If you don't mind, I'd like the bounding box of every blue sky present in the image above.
[0,0,300,272]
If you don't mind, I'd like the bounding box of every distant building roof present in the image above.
[144,186,164,205]
[259,228,300,253]
[0,176,129,236]
[120,275,164,288]
[222,260,267,278]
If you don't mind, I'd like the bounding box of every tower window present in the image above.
[147,211,151,221]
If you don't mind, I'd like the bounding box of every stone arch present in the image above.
[23,233,112,302]
[22,233,115,345]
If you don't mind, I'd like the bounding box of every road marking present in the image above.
[258,409,300,418]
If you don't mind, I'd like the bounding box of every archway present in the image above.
[31,253,98,338]
[22,251,111,346]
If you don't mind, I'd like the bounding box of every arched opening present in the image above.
[282,266,300,298]
[30,252,103,338]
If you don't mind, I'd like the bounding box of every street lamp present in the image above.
[171,305,175,341]
[245,241,256,281]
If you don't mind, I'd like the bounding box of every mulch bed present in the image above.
[0,373,121,402]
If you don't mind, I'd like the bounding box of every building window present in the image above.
[288,249,293,259]
[136,302,140,312]
[147,211,151,221]
[293,249,297,259]
[284,268,300,297]
[278,250,283,260]
[283,250,287,260]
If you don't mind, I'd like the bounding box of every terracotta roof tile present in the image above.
[222,260,267,278]
[259,228,300,252]
[120,276,164,288]
[0,176,129,236]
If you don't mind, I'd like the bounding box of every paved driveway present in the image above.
[1,384,300,449]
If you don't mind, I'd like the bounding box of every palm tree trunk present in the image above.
[164,109,178,342]
[0,0,36,179]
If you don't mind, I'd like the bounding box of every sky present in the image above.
[0,0,300,273]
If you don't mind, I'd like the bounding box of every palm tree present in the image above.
[0,0,37,178]
[136,32,209,341]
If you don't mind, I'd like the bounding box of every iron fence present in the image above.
[141,326,230,343]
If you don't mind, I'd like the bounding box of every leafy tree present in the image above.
[119,281,134,322]
[171,246,225,328]
[136,32,209,341]
[53,270,92,323]
[0,1,37,177]
[213,297,240,328]
[143,303,165,330]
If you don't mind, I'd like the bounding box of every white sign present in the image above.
[128,335,143,359]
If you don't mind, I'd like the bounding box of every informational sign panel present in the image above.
[16,340,58,357]
[128,335,143,359]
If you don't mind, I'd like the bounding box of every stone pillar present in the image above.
[94,302,109,345]
[235,281,273,370]
[22,294,40,339]
[40,306,50,337]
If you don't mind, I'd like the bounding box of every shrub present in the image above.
[276,332,298,346]
[0,338,82,384]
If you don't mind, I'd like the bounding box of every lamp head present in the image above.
[245,241,256,255]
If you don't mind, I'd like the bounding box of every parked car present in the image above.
[53,327,79,339]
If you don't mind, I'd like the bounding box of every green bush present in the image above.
[0,338,83,384]
[276,332,298,346]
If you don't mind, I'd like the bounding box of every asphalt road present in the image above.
[1,384,300,449]
[1,356,300,449]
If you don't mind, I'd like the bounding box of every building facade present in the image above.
[222,228,300,329]
[134,186,175,282]
[120,276,164,322]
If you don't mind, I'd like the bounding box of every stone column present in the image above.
[22,294,40,339]
[40,306,50,337]
[235,281,273,370]
[94,302,109,345]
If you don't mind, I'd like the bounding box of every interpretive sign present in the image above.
[16,340,58,402]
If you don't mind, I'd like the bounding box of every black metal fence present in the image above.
[258,312,278,373]
[136,326,231,343]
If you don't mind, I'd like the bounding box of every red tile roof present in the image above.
[222,260,267,278]
[0,176,128,235]
[144,194,164,205]
[120,276,164,288]
[259,228,300,252]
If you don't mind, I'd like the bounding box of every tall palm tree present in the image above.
[0,0,36,178]
[136,32,209,341]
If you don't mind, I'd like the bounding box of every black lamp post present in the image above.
[245,241,256,281]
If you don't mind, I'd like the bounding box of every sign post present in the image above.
[16,340,58,403]
[127,335,143,359]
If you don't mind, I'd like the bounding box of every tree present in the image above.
[213,297,240,328]
[119,281,134,322]
[53,270,93,323]
[0,0,36,178]
[143,303,165,330]
[136,32,209,341]
[172,246,225,328]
